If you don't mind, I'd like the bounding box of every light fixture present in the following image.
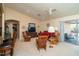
[48,26,55,33]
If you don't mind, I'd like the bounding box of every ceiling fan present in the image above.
[37,8,56,20]
[45,8,56,17]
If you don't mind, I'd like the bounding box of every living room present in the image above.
[1,3,79,56]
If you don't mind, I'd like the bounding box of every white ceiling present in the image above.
[4,3,79,20]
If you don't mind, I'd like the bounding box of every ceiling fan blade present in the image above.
[49,8,56,15]
[45,8,56,18]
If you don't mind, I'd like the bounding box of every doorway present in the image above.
[5,20,20,40]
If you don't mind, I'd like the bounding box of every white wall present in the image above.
[4,7,41,40]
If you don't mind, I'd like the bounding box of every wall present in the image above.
[39,20,50,32]
[0,16,2,27]
[4,7,41,40]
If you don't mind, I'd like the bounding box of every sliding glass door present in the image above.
[60,19,79,45]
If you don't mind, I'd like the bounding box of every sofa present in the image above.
[64,33,76,43]
[38,31,55,38]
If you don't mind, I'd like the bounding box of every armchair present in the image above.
[49,31,60,47]
[22,32,31,42]
[36,35,48,50]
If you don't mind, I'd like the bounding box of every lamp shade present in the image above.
[48,26,55,33]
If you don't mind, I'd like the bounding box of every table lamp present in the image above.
[48,26,55,37]
[48,26,55,32]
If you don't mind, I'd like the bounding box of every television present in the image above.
[28,23,36,32]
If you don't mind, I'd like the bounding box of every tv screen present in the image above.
[28,27,36,32]
[28,23,36,32]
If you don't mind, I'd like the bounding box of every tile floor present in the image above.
[14,38,79,56]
